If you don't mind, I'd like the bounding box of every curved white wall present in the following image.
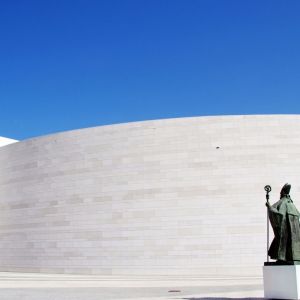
[0,115,299,276]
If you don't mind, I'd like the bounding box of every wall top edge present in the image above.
[11,114,300,144]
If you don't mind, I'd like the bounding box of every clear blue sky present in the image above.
[1,0,300,140]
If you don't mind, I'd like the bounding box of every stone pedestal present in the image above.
[263,265,300,299]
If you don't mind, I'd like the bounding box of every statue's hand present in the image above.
[266,201,271,208]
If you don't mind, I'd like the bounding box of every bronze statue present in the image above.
[266,184,300,262]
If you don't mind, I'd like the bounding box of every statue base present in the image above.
[263,264,300,299]
[264,260,300,265]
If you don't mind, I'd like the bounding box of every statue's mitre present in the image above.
[281,183,291,195]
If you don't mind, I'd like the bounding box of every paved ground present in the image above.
[0,273,264,300]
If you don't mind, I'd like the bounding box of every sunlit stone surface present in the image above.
[0,115,299,276]
[0,272,263,300]
[0,136,18,147]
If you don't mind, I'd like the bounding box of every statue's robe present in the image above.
[268,195,300,261]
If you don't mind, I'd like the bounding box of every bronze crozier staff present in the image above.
[264,185,272,262]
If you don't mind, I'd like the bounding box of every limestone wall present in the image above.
[0,115,299,276]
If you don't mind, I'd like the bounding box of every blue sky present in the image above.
[1,0,300,140]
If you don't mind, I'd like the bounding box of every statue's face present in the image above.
[280,193,289,199]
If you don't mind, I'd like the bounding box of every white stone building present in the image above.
[0,115,299,276]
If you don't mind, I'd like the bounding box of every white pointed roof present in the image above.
[0,137,18,147]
